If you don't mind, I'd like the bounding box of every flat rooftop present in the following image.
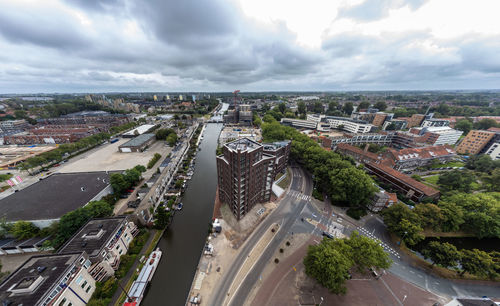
[58,217,126,258]
[0,145,58,168]
[119,133,155,148]
[0,253,81,305]
[0,172,110,222]
[122,124,155,136]
[225,138,261,152]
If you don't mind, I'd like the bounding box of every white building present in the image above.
[280,118,318,130]
[485,142,500,160]
[421,119,450,128]
[325,117,374,133]
[0,252,96,306]
[417,126,463,146]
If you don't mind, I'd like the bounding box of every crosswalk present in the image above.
[288,190,311,201]
[357,226,400,259]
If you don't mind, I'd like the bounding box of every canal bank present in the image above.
[142,123,223,306]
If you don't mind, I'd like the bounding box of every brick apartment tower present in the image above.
[216,138,276,220]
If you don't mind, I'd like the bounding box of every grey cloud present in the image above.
[338,0,429,21]
[0,4,90,50]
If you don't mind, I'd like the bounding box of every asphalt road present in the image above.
[209,164,313,306]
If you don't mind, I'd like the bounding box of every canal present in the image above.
[143,122,223,306]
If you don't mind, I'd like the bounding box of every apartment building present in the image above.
[329,133,393,148]
[58,217,139,282]
[407,114,426,128]
[382,119,407,131]
[365,162,440,202]
[421,119,450,128]
[383,145,457,170]
[335,143,382,165]
[262,140,291,175]
[456,130,496,154]
[0,252,95,306]
[216,138,276,220]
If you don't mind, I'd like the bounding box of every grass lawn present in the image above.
[431,161,465,168]
[277,168,291,189]
[423,175,439,185]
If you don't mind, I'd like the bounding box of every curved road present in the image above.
[210,164,313,306]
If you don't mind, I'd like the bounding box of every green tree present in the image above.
[460,249,498,278]
[373,101,387,111]
[327,167,377,207]
[422,241,461,268]
[297,101,306,115]
[10,221,40,240]
[346,231,392,272]
[398,219,425,246]
[437,170,475,193]
[437,201,464,232]
[303,239,354,294]
[110,173,128,194]
[358,101,370,110]
[134,165,147,173]
[123,168,141,186]
[455,119,473,135]
[482,168,500,191]
[154,207,171,229]
[466,155,497,173]
[342,102,354,115]
[166,133,178,146]
[474,118,498,130]
[278,102,287,114]
[414,204,444,231]
[313,101,324,113]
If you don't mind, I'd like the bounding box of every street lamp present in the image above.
[319,297,324,306]
[398,231,408,246]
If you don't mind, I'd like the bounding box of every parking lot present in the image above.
[59,138,172,173]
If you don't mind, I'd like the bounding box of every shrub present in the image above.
[274,258,279,263]
[286,241,291,246]
[147,153,162,169]
[279,248,284,253]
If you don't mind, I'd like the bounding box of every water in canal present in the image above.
[143,123,223,306]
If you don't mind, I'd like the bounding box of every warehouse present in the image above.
[0,172,112,228]
[122,124,156,138]
[118,133,155,152]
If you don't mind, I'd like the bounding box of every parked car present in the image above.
[322,231,334,239]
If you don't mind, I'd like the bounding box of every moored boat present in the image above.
[123,248,163,306]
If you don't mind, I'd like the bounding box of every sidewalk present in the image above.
[110,229,159,305]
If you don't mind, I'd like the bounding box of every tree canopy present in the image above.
[304,232,391,294]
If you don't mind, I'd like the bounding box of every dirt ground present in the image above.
[58,139,172,173]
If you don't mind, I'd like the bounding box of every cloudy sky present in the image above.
[0,0,499,93]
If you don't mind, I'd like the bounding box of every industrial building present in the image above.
[0,172,111,228]
[118,133,155,152]
[121,124,156,138]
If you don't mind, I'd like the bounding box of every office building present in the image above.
[280,118,318,130]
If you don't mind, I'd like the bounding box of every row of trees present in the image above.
[304,232,391,294]
[382,192,500,245]
[262,116,377,208]
[421,241,499,279]
[147,153,162,169]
